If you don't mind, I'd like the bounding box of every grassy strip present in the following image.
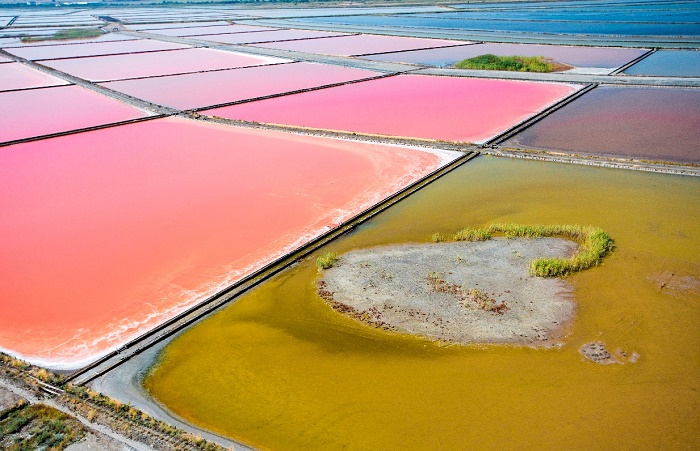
[21,28,104,43]
[0,353,226,451]
[454,54,570,73]
[0,403,85,450]
[432,223,613,277]
[316,251,338,270]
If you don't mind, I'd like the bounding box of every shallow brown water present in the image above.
[146,156,699,450]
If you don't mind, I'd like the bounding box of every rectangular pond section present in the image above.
[42,48,286,82]
[205,74,579,143]
[364,42,647,70]
[0,85,148,143]
[197,29,351,45]
[623,50,700,77]
[148,24,275,36]
[0,116,458,368]
[0,33,136,48]
[502,86,700,164]
[250,34,465,56]
[5,39,191,60]
[101,62,381,110]
[0,62,68,91]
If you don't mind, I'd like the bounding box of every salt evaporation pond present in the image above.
[0,33,136,48]
[198,29,350,45]
[5,39,190,60]
[148,24,274,36]
[43,48,284,82]
[251,34,465,56]
[364,42,647,70]
[503,86,700,164]
[0,85,147,143]
[623,50,700,77]
[0,117,456,369]
[125,21,230,31]
[145,156,700,450]
[101,62,380,110]
[206,75,578,143]
[0,62,67,91]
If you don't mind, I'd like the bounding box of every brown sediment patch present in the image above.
[319,238,579,346]
[579,342,640,365]
[648,271,700,297]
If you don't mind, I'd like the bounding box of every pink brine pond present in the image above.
[0,117,458,368]
[42,48,285,82]
[0,85,147,143]
[0,62,67,91]
[101,62,380,109]
[251,34,464,56]
[206,75,579,143]
[5,39,190,61]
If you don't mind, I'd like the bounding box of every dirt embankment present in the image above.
[320,238,578,346]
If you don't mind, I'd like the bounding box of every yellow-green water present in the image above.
[145,157,699,450]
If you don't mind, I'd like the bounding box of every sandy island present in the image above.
[319,237,579,346]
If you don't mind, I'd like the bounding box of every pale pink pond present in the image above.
[0,63,68,91]
[251,34,464,56]
[126,21,230,30]
[101,62,380,109]
[150,24,275,36]
[1,33,136,48]
[0,85,147,143]
[6,39,191,61]
[0,117,455,368]
[43,48,284,82]
[206,75,579,143]
[199,29,350,45]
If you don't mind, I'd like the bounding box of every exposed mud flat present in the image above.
[320,237,578,346]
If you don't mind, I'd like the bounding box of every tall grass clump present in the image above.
[431,223,613,277]
[316,252,338,270]
[453,227,492,242]
[454,54,567,73]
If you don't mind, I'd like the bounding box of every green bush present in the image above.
[316,252,338,270]
[454,54,560,72]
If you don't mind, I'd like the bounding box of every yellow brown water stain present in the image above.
[145,156,700,450]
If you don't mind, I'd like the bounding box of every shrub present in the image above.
[316,252,338,270]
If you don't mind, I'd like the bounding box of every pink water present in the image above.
[0,117,453,368]
[0,63,67,91]
[0,85,147,143]
[206,75,579,143]
[43,48,283,82]
[1,33,136,48]
[251,34,463,56]
[101,62,380,109]
[440,43,649,68]
[6,39,191,61]
[150,24,275,36]
[199,29,350,45]
[126,21,230,30]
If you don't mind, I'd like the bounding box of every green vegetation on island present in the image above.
[432,223,614,277]
[21,28,104,43]
[316,251,339,270]
[454,54,571,73]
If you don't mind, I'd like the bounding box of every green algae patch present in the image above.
[144,157,700,451]
[21,28,104,43]
[454,54,572,72]
[434,223,614,277]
